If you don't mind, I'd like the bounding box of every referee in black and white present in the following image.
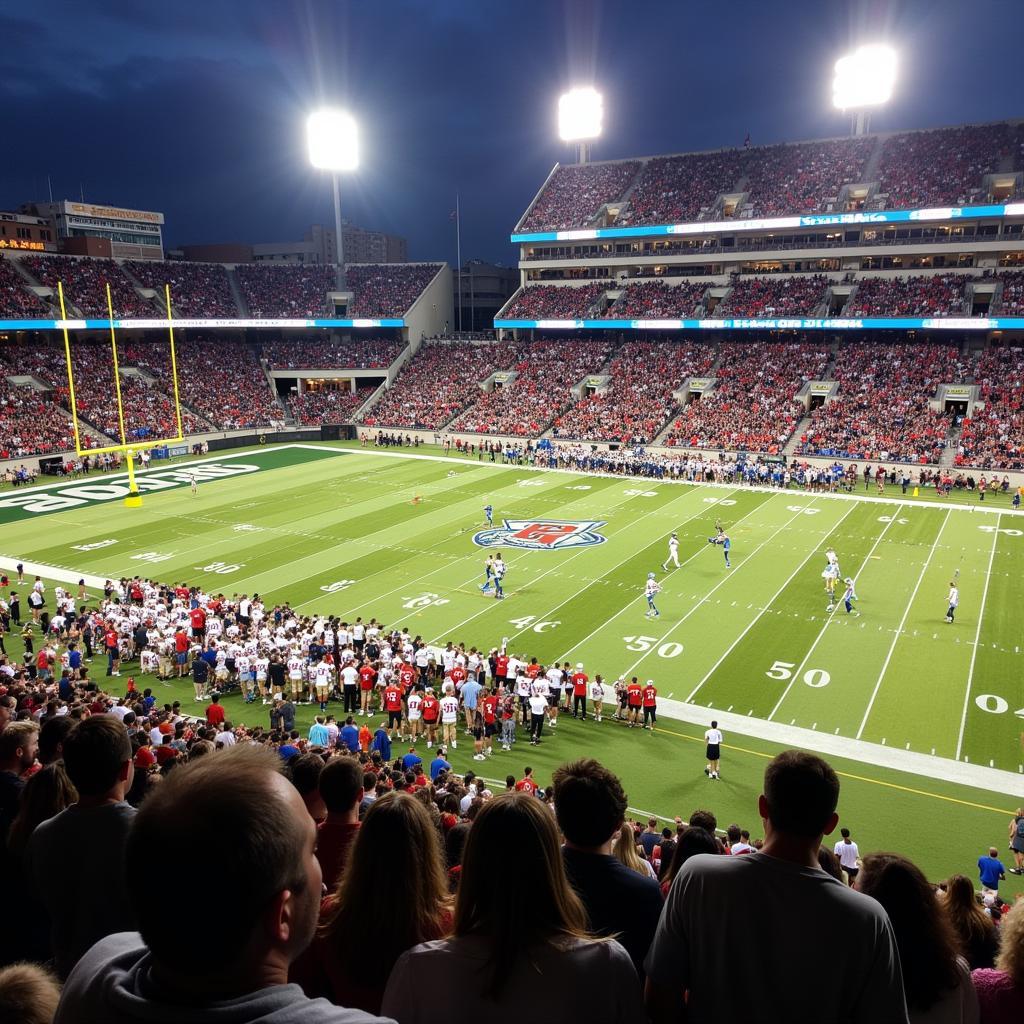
[704,720,723,780]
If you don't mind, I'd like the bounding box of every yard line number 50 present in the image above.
[766,660,831,687]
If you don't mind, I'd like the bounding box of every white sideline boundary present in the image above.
[4,443,1024,797]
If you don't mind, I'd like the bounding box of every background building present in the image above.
[0,209,57,252]
[19,200,164,259]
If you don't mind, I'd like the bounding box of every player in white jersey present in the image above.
[590,676,606,722]
[287,654,304,701]
[645,573,662,619]
[661,532,680,571]
[235,653,254,703]
[255,654,270,700]
[841,578,859,616]
[440,692,460,749]
[945,582,959,623]
[823,563,840,609]
[314,659,333,711]
[545,664,563,727]
[406,689,423,742]
[190,473,197,496]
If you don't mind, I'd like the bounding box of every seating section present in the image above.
[664,341,829,452]
[21,255,154,318]
[500,282,611,321]
[616,151,744,226]
[261,337,403,369]
[877,123,1015,209]
[956,347,1024,470]
[995,271,1024,315]
[551,339,715,444]
[448,339,614,436]
[288,387,368,425]
[716,275,830,318]
[0,256,51,317]
[126,261,237,318]
[601,280,706,319]
[845,274,969,318]
[518,162,641,231]
[345,263,442,317]
[365,340,523,430]
[235,263,335,318]
[796,343,969,464]
[0,383,78,458]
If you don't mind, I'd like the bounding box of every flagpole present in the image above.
[455,194,462,334]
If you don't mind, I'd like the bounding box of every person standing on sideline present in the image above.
[945,581,959,624]
[704,721,723,780]
[833,827,860,884]
[661,533,679,572]
[529,689,547,745]
[190,473,197,496]
[1009,808,1024,875]
[977,846,1006,895]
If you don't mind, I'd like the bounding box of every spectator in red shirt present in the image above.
[571,664,589,720]
[205,693,225,727]
[315,757,363,891]
[188,606,206,641]
[514,767,539,796]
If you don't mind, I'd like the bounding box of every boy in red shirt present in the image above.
[626,677,643,728]
[421,689,439,749]
[571,663,589,720]
[514,767,539,796]
[642,681,658,731]
[383,683,404,739]
[358,661,377,716]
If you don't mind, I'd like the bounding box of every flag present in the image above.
[743,132,751,148]
[450,209,458,220]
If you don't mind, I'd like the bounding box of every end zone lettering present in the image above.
[0,463,260,515]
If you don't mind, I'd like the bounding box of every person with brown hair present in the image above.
[645,749,907,1024]
[973,897,1024,1022]
[0,963,61,1024]
[55,743,387,1023]
[943,874,999,970]
[0,721,38,845]
[292,791,452,1016]
[659,826,720,898]
[5,761,77,862]
[382,792,644,1023]
[856,853,978,1023]
[315,755,364,890]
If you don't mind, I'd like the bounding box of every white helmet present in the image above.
[648,572,656,580]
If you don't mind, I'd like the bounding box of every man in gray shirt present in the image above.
[29,716,137,978]
[55,744,390,1024]
[645,750,908,1024]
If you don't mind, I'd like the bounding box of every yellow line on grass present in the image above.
[655,725,1015,816]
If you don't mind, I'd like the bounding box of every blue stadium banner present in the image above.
[511,201,1024,243]
[0,317,405,331]
[493,316,1024,331]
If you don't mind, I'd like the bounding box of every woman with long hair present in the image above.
[5,762,77,861]
[613,822,656,879]
[856,853,978,1022]
[659,826,720,897]
[973,898,1024,1021]
[291,791,452,1015]
[382,792,644,1023]
[943,874,999,970]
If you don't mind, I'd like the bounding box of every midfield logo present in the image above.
[473,519,607,551]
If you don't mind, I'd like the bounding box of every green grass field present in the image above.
[2,441,1022,887]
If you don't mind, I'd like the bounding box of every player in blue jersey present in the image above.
[708,531,731,568]
[644,573,661,618]
[841,577,859,616]
[483,504,494,526]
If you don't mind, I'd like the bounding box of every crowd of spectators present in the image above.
[125,260,237,318]
[518,161,641,231]
[0,256,51,318]
[500,282,611,321]
[288,388,369,426]
[236,263,336,318]
[602,280,706,319]
[846,274,970,318]
[877,123,1017,209]
[995,271,1024,315]
[956,346,1024,470]
[716,274,830,318]
[21,256,154,319]
[448,339,613,436]
[262,337,404,369]
[664,341,829,452]
[796,342,969,464]
[365,340,522,430]
[346,264,442,318]
[551,339,715,444]
[0,385,78,458]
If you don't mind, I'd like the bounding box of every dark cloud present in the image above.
[1,0,1023,265]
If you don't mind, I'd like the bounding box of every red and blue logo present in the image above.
[473,519,607,551]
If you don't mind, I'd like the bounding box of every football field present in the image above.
[2,442,1023,884]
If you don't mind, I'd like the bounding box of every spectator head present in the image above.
[126,744,320,980]
[759,750,839,841]
[726,824,741,845]
[62,717,132,799]
[455,792,589,996]
[0,963,61,1024]
[688,809,717,833]
[552,758,628,850]
[855,852,963,1012]
[0,721,39,773]
[817,847,844,882]
[840,827,851,839]
[319,757,364,815]
[662,826,720,890]
[988,847,999,858]
[5,762,78,860]
[996,899,1024,986]
[38,716,77,765]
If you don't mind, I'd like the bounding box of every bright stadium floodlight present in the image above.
[559,87,602,163]
[307,109,359,288]
[833,45,897,135]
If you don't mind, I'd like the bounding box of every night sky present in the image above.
[2,0,1024,266]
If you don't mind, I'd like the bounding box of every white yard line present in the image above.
[856,509,952,739]
[954,514,1001,761]
[686,501,857,703]
[0,556,109,591]
[767,504,905,722]
[616,499,816,679]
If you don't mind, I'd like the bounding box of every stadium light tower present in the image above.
[307,108,359,288]
[833,44,897,136]
[559,87,603,164]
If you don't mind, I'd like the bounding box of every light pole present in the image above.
[559,87,603,164]
[833,45,897,136]
[307,109,359,289]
